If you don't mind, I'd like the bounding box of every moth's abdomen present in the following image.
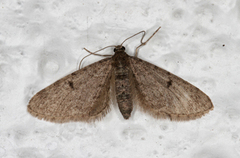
[113,52,133,119]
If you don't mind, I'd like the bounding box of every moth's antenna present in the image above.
[79,45,115,69]
[80,27,161,69]
[134,27,161,57]
[120,31,145,46]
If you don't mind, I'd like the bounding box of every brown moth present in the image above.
[27,27,214,123]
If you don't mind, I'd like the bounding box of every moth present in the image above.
[28,27,214,123]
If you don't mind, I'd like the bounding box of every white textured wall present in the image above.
[0,0,239,158]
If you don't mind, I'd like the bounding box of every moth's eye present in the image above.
[121,46,125,50]
[114,48,116,52]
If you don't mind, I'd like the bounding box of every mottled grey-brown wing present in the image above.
[129,57,213,121]
[28,58,113,123]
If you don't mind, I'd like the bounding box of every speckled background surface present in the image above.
[0,0,240,158]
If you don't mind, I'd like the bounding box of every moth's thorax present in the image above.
[112,45,129,67]
[112,45,133,119]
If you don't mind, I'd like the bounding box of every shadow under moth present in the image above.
[27,27,214,123]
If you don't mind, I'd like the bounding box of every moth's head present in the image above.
[114,45,125,53]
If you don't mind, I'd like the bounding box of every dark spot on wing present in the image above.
[167,80,172,88]
[68,81,74,89]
